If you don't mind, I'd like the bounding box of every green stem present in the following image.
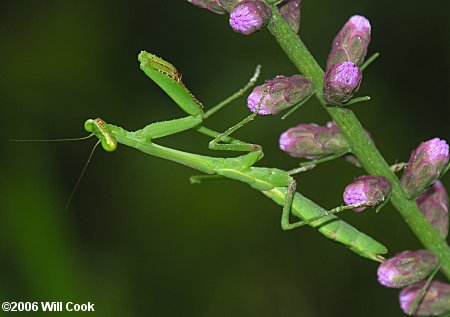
[267,6,450,279]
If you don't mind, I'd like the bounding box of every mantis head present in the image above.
[84,118,117,152]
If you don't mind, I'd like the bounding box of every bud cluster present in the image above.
[377,250,438,289]
[343,176,391,211]
[229,0,271,35]
[323,15,371,105]
[186,3,450,315]
[279,121,350,159]
[187,0,302,35]
[376,249,450,316]
[247,75,314,115]
[400,280,450,316]
[323,61,362,105]
[417,181,449,239]
[401,138,449,199]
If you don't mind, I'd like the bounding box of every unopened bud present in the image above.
[229,0,271,35]
[401,138,449,198]
[377,250,438,289]
[248,75,314,115]
[323,61,362,105]
[279,121,350,159]
[400,280,450,316]
[327,15,371,68]
[277,0,301,33]
[417,181,449,239]
[343,176,391,211]
[187,0,227,14]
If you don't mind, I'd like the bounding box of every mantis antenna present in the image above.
[9,130,106,212]
[65,140,101,212]
[9,134,95,142]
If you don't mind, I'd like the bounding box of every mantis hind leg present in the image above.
[208,110,262,152]
[207,85,269,152]
[280,179,306,230]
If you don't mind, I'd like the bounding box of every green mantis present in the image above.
[84,51,387,261]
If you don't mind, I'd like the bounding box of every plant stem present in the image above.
[267,6,450,279]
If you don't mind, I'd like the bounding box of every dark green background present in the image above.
[1,1,449,316]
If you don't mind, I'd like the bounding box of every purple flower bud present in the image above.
[277,0,301,33]
[327,15,371,68]
[323,61,362,105]
[187,0,227,14]
[400,280,450,316]
[279,121,350,159]
[377,250,438,289]
[417,181,449,239]
[247,75,314,115]
[343,176,391,211]
[401,138,449,199]
[229,0,271,35]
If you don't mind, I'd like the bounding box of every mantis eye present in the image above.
[101,134,117,152]
[84,119,95,132]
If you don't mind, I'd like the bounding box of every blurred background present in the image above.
[1,0,449,316]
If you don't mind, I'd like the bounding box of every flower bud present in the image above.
[187,0,227,14]
[229,0,271,35]
[327,15,371,68]
[417,181,449,239]
[323,61,362,105]
[277,0,301,33]
[401,138,449,199]
[377,250,438,289]
[248,75,314,115]
[400,280,450,316]
[343,176,391,211]
[279,121,350,159]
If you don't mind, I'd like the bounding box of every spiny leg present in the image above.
[208,87,269,152]
[299,152,349,167]
[193,125,256,149]
[281,179,304,230]
[203,65,261,120]
[281,198,390,230]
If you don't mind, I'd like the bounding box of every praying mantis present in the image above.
[84,51,387,261]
